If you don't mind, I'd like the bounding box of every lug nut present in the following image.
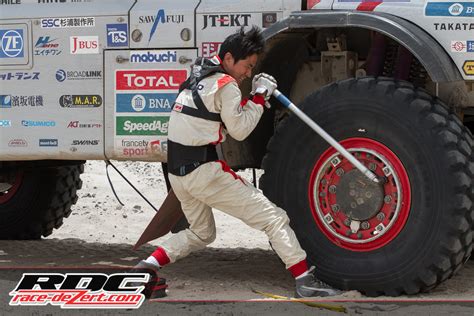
[361,221,370,229]
[344,218,351,226]
[329,185,337,194]
[376,212,385,221]
[384,195,392,203]
[331,204,340,212]
[336,168,344,176]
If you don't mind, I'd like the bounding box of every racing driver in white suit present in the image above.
[134,26,341,298]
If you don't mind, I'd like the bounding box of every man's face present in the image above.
[221,52,258,86]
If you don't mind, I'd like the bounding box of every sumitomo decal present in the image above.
[115,70,187,90]
[116,93,175,112]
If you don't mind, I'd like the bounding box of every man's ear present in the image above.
[223,52,235,65]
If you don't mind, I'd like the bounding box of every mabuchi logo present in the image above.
[130,50,177,63]
[9,273,148,309]
[70,36,98,54]
[202,14,251,30]
[116,70,187,90]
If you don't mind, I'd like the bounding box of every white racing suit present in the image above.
[151,56,308,277]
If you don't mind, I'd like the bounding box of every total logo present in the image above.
[21,120,56,127]
[425,2,474,17]
[116,70,187,90]
[0,29,24,58]
[130,50,177,63]
[70,36,99,54]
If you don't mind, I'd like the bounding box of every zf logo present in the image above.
[0,29,24,58]
[106,24,128,47]
[9,273,149,309]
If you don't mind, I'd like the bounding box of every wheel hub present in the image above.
[337,169,384,221]
[309,138,411,252]
[0,170,23,203]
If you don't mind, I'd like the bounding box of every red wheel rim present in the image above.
[0,171,23,204]
[308,138,411,252]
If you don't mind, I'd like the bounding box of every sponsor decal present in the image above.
[130,50,177,63]
[35,36,62,56]
[0,95,11,108]
[70,36,99,54]
[59,95,102,108]
[0,29,23,58]
[0,119,12,127]
[434,23,474,31]
[8,139,27,147]
[121,139,150,157]
[0,95,43,107]
[202,14,251,30]
[115,70,186,90]
[463,61,474,76]
[56,69,101,82]
[71,139,99,146]
[0,0,21,4]
[139,9,184,42]
[106,23,128,47]
[262,13,277,28]
[451,41,474,52]
[39,139,58,146]
[201,42,221,58]
[41,17,95,28]
[9,273,147,309]
[0,72,40,80]
[22,120,55,127]
[426,2,474,17]
[38,0,66,3]
[116,116,169,136]
[67,120,102,128]
[116,93,175,112]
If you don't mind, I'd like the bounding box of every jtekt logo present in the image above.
[202,14,251,29]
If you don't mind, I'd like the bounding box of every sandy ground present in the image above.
[1,160,474,314]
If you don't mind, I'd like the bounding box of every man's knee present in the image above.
[188,226,216,245]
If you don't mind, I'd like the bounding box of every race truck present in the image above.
[1,0,474,297]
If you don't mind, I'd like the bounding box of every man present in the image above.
[134,26,341,298]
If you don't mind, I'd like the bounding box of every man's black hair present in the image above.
[218,26,265,63]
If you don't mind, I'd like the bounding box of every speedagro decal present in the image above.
[115,70,186,90]
[116,116,169,136]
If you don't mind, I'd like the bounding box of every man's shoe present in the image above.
[295,266,341,298]
[129,260,167,299]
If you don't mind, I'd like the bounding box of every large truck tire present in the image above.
[261,77,474,296]
[0,164,84,239]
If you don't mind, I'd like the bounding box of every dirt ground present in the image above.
[1,160,474,314]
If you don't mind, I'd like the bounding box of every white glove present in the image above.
[251,73,277,101]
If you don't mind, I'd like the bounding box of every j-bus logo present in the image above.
[9,273,149,309]
[0,29,24,58]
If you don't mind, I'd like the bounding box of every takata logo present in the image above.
[116,70,187,90]
[0,29,24,58]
